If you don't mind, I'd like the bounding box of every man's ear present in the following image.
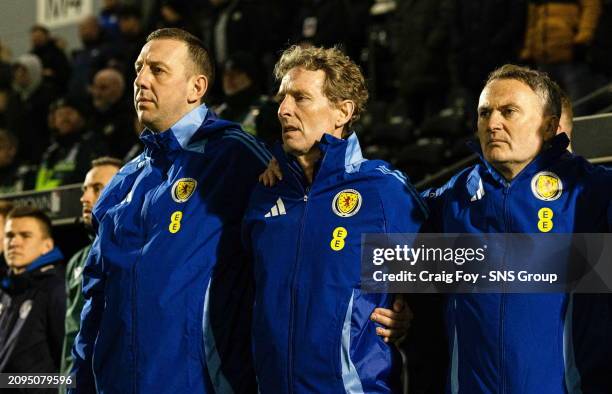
[41,237,54,255]
[335,100,355,130]
[188,74,208,104]
[544,115,559,140]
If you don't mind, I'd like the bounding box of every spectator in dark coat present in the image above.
[5,54,55,165]
[0,207,65,389]
[35,97,108,190]
[213,52,280,145]
[30,25,71,94]
[394,0,453,127]
[207,0,291,95]
[291,0,371,62]
[588,0,612,80]
[114,5,147,83]
[68,16,116,101]
[88,68,137,159]
[448,0,527,122]
[0,130,36,193]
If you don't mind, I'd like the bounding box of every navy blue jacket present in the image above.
[424,134,612,393]
[243,133,427,393]
[71,105,271,394]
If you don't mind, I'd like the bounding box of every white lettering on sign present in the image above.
[37,0,93,28]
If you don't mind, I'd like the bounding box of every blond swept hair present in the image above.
[274,45,368,131]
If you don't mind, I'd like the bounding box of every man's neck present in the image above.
[492,161,529,182]
[294,148,322,184]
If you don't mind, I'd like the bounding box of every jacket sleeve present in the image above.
[47,275,67,370]
[575,0,602,44]
[68,236,105,394]
[378,171,428,233]
[520,3,537,60]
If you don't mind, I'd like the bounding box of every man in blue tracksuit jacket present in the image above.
[70,29,270,393]
[424,65,612,393]
[243,46,427,393]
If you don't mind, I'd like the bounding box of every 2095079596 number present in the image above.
[0,373,74,388]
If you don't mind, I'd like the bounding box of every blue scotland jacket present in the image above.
[243,133,427,394]
[424,134,612,394]
[71,105,271,394]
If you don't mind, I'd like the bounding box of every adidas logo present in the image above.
[470,178,485,202]
[264,198,286,217]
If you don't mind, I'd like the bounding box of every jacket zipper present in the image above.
[132,160,167,394]
[288,185,311,393]
[500,183,510,394]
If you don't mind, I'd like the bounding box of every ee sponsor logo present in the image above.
[169,211,183,233]
[330,227,348,251]
[537,207,553,232]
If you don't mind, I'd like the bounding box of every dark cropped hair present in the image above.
[91,156,123,169]
[7,206,53,238]
[146,28,215,95]
[486,64,561,119]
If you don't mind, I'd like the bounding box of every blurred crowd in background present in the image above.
[1,0,612,193]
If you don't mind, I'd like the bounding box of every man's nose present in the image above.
[278,96,294,118]
[134,67,150,89]
[487,111,504,131]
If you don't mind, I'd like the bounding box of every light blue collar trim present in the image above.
[344,133,366,173]
[168,104,208,149]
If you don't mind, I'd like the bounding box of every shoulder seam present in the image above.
[375,165,429,216]
[222,130,272,165]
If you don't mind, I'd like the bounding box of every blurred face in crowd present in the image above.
[134,39,207,132]
[0,214,5,254]
[119,16,141,36]
[222,69,251,97]
[54,106,85,136]
[0,133,17,168]
[477,79,557,180]
[30,29,48,48]
[79,16,101,45]
[80,164,120,227]
[13,65,30,89]
[277,67,349,156]
[91,69,124,111]
[4,216,53,273]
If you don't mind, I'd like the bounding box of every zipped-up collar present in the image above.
[140,104,241,156]
[273,132,366,189]
[25,247,64,273]
[468,133,570,186]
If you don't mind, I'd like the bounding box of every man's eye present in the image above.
[502,108,516,117]
[478,109,490,117]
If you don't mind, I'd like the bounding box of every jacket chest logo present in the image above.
[171,178,197,203]
[19,300,32,320]
[332,189,362,217]
[530,171,563,201]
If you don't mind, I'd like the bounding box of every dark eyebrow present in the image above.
[135,60,170,69]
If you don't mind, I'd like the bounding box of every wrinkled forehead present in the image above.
[5,217,45,235]
[278,67,326,94]
[479,78,544,111]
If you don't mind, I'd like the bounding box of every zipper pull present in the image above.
[303,195,308,202]
[304,186,310,202]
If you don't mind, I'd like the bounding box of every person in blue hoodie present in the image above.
[424,64,612,393]
[243,45,427,394]
[70,28,272,394]
[0,206,65,388]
